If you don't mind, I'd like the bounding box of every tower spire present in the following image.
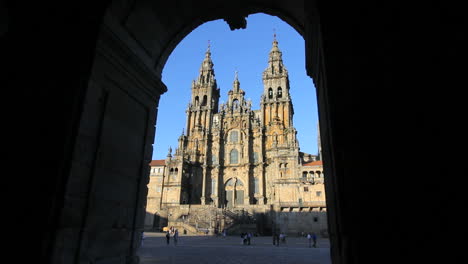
[233,70,241,92]
[200,40,214,72]
[263,32,287,79]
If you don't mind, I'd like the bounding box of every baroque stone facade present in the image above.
[145,37,326,236]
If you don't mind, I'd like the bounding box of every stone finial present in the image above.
[232,70,241,92]
[167,146,172,157]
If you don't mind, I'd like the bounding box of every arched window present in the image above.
[230,131,238,142]
[268,88,273,99]
[302,171,308,180]
[226,178,235,186]
[202,95,207,106]
[230,149,238,164]
[278,87,282,98]
[194,96,199,106]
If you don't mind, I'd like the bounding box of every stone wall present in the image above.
[276,209,328,237]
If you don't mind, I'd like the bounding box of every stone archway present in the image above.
[16,1,332,263]
[10,1,463,264]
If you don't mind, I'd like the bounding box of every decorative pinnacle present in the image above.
[235,70,239,80]
[167,146,172,157]
[204,40,212,59]
[272,29,279,47]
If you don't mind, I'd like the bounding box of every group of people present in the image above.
[240,232,253,245]
[162,227,317,248]
[272,232,286,246]
[165,226,179,246]
[272,232,318,248]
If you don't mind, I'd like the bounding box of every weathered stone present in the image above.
[145,38,326,236]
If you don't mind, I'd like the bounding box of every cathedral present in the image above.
[145,36,326,236]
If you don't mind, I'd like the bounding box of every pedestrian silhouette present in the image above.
[312,232,317,248]
[165,231,170,245]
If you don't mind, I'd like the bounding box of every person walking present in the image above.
[312,232,317,248]
[307,233,312,248]
[275,233,280,246]
[173,229,179,246]
[165,230,170,245]
[247,232,251,245]
[280,232,286,244]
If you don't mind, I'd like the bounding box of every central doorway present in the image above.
[225,178,244,208]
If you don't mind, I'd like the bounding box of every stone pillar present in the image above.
[51,13,168,264]
[211,176,218,207]
[201,165,206,204]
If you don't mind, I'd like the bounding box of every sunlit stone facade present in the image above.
[145,37,326,236]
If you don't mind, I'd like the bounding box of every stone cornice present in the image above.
[96,17,167,101]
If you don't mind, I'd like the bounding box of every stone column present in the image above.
[55,14,168,264]
[201,165,207,204]
[211,175,218,207]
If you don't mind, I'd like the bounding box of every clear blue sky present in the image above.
[153,13,318,160]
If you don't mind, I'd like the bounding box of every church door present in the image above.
[235,190,244,205]
[226,190,233,208]
[225,178,245,208]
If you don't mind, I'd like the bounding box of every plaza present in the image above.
[138,232,331,264]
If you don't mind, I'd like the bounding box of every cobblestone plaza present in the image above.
[138,232,331,264]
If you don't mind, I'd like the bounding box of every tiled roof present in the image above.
[149,160,165,166]
[303,160,323,166]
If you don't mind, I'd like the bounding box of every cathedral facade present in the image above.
[145,37,327,236]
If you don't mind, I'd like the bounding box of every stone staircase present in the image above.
[223,209,257,235]
[168,206,259,236]
[168,220,206,235]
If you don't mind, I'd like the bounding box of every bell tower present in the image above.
[261,34,297,150]
[185,42,220,162]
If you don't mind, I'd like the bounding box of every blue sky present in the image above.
[153,13,318,160]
